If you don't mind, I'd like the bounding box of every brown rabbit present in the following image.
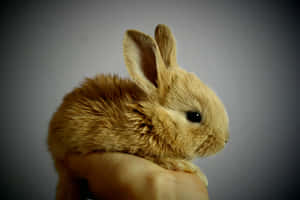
[48,24,229,200]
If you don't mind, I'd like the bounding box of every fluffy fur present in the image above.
[48,24,229,200]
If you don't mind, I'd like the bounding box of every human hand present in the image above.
[66,152,209,200]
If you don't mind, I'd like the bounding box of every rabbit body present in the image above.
[48,74,189,161]
[48,24,229,200]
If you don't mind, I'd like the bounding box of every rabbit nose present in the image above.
[224,132,229,144]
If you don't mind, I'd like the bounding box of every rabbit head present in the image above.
[123,24,229,159]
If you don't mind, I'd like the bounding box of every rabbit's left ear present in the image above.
[123,29,168,95]
[155,24,177,67]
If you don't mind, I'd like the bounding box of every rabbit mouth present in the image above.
[196,134,226,157]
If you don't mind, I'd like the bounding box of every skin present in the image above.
[66,152,209,200]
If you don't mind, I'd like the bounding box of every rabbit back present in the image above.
[48,74,148,161]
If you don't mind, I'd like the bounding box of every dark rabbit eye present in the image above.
[186,111,202,123]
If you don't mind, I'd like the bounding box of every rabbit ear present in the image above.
[154,24,177,67]
[123,29,167,94]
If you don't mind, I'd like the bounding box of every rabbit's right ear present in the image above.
[155,24,177,67]
[123,30,167,95]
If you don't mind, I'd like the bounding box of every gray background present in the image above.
[1,1,298,199]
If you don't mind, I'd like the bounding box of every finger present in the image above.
[169,171,209,200]
[66,153,165,199]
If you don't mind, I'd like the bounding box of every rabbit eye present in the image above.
[186,111,202,123]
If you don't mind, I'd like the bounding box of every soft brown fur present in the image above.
[48,24,229,200]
